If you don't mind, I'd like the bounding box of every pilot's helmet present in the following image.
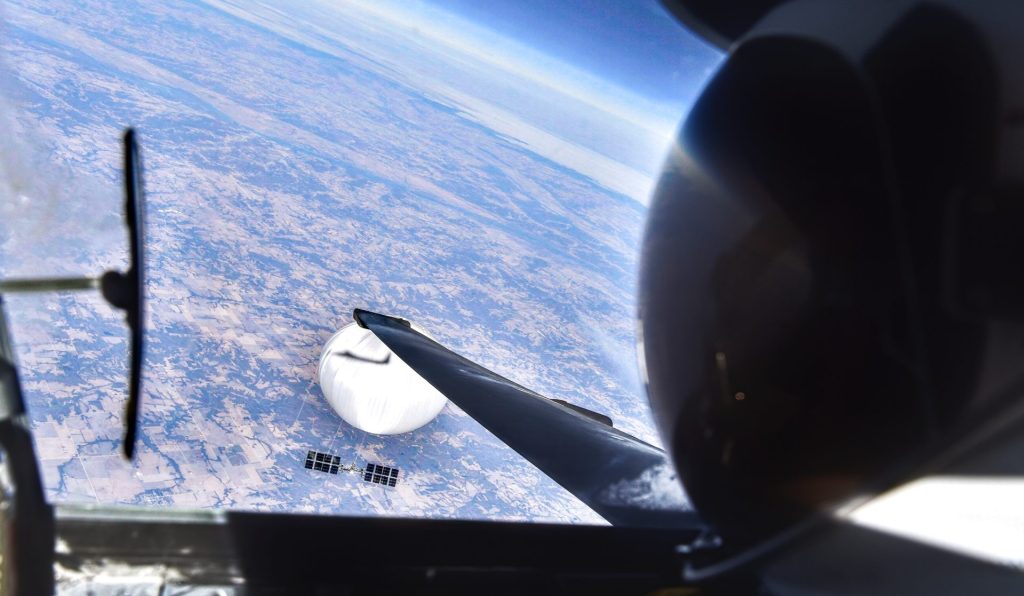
[640,0,1024,549]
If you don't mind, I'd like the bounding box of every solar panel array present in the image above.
[363,463,399,487]
[305,450,340,474]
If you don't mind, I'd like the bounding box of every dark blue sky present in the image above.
[423,0,722,108]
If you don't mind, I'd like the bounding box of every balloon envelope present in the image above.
[317,323,447,435]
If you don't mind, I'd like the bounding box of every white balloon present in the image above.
[317,323,447,435]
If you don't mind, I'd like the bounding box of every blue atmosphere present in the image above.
[420,0,721,106]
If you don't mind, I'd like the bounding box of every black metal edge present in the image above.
[55,507,700,590]
[0,299,55,594]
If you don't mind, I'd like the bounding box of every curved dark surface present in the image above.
[640,1,1019,549]
[354,309,701,529]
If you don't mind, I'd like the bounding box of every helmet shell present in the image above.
[640,0,1022,546]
